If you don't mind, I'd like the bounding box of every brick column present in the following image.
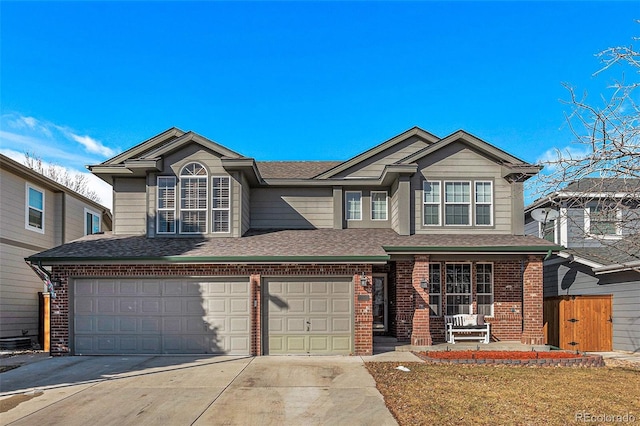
[354,267,373,355]
[411,255,432,346]
[394,260,414,342]
[521,256,545,345]
[250,273,261,355]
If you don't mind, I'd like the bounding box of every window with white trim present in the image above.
[429,263,442,317]
[180,163,207,234]
[475,181,493,226]
[157,176,176,234]
[541,219,556,242]
[212,176,230,233]
[444,181,471,225]
[445,263,471,315]
[587,204,620,236]
[345,191,362,221]
[476,263,493,317]
[26,184,45,233]
[423,181,441,226]
[84,208,101,235]
[371,191,388,220]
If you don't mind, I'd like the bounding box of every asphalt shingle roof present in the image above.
[28,229,559,262]
[256,162,342,179]
[562,178,640,193]
[563,235,640,267]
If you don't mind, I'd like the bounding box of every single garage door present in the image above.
[265,277,353,355]
[73,278,250,355]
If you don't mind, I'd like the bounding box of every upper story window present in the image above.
[84,208,101,235]
[345,191,362,221]
[212,176,230,233]
[25,184,45,233]
[541,219,556,242]
[475,182,493,226]
[180,163,208,234]
[157,176,177,234]
[444,181,471,225]
[586,204,620,237]
[423,180,494,227]
[423,181,441,226]
[371,191,388,221]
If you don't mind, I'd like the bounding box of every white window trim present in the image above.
[211,176,231,234]
[444,262,473,315]
[429,262,442,317]
[474,181,493,226]
[476,262,494,318]
[179,163,208,235]
[84,207,101,236]
[539,219,557,243]
[157,176,177,234]
[25,183,45,234]
[584,205,623,239]
[422,180,441,226]
[444,181,472,226]
[370,191,388,221]
[345,191,362,221]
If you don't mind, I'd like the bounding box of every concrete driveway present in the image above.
[0,355,397,425]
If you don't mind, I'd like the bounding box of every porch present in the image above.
[373,335,551,354]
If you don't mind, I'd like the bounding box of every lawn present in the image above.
[366,362,639,426]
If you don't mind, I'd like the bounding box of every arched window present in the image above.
[180,162,207,233]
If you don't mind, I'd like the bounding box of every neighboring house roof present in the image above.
[0,154,112,226]
[526,178,640,212]
[27,229,559,264]
[256,161,342,179]
[558,235,640,274]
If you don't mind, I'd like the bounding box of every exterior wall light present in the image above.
[420,278,429,289]
[360,272,368,287]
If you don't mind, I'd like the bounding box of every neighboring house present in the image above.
[27,127,558,356]
[0,154,111,344]
[525,178,640,352]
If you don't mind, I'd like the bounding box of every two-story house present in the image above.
[0,154,111,347]
[525,178,640,352]
[28,127,558,356]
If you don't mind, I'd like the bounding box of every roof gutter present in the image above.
[27,255,391,266]
[382,245,563,255]
[593,261,640,275]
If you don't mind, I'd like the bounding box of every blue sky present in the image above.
[1,1,638,209]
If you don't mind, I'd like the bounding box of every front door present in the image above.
[372,274,387,332]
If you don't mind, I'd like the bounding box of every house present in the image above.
[0,154,111,346]
[27,127,559,356]
[525,178,640,352]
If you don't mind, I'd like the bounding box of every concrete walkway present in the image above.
[0,355,400,425]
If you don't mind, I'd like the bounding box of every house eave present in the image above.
[383,245,563,255]
[28,255,391,266]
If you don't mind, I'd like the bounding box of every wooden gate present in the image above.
[543,295,612,351]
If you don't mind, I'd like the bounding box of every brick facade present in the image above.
[48,255,545,355]
[49,263,373,356]
[393,256,545,345]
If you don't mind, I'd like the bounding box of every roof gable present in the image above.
[314,127,439,179]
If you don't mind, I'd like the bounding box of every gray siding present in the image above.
[241,174,251,236]
[544,259,640,352]
[335,136,429,178]
[113,178,147,235]
[250,187,333,229]
[411,142,514,234]
[0,243,43,339]
[524,218,540,238]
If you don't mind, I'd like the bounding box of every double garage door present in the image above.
[73,278,251,355]
[72,276,354,355]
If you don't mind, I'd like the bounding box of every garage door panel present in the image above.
[266,277,353,355]
[73,278,250,355]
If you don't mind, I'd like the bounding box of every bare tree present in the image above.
[529,27,640,258]
[24,151,101,203]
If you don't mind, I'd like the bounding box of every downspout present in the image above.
[26,260,56,299]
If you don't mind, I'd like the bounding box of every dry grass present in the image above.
[366,362,640,426]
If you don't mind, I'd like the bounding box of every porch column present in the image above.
[411,255,432,346]
[250,273,261,356]
[355,266,373,355]
[395,260,413,342]
[521,255,545,345]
